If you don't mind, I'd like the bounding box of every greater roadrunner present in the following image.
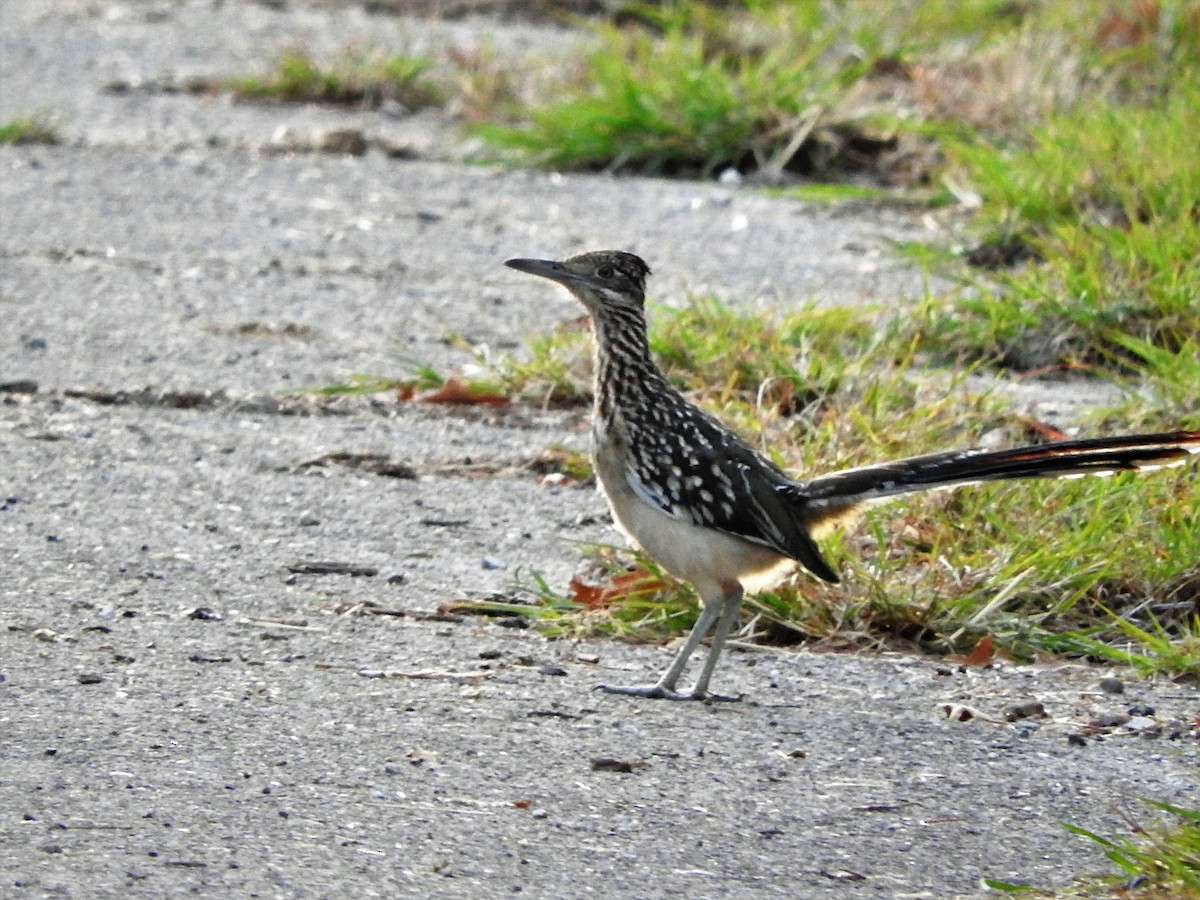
[505,250,1200,701]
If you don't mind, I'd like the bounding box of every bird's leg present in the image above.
[597,591,725,701]
[687,583,744,700]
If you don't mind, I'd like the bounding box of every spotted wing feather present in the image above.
[622,402,840,583]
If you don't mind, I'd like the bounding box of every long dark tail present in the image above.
[798,429,1200,528]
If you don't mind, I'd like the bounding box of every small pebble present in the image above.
[1004,700,1046,722]
[538,665,567,677]
[1126,716,1159,733]
[1098,676,1124,694]
[591,758,634,773]
[1163,719,1188,739]
[1090,712,1131,728]
[1013,721,1041,739]
[77,673,103,685]
[1067,733,1087,747]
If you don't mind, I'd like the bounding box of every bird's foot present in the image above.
[595,683,740,702]
[596,683,694,701]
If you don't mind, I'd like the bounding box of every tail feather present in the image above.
[798,430,1200,513]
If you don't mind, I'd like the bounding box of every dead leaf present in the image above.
[1018,417,1068,442]
[417,377,510,407]
[601,568,671,604]
[569,568,672,609]
[568,575,605,608]
[956,635,994,667]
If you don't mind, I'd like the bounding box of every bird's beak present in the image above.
[504,257,582,288]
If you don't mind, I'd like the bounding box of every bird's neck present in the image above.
[591,306,668,429]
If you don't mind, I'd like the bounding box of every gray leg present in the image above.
[598,582,742,701]
[688,584,744,699]
[597,593,725,700]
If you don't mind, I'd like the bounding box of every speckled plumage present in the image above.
[505,250,1200,700]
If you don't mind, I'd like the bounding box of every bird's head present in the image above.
[505,250,651,315]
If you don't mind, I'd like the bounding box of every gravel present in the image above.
[3,2,1196,896]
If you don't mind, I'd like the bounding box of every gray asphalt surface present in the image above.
[3,1,1198,897]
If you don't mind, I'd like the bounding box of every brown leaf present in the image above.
[962,635,994,667]
[568,575,605,608]
[417,377,510,407]
[569,568,671,609]
[1017,417,1068,443]
[601,569,672,606]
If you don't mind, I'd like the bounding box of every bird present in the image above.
[504,250,1200,701]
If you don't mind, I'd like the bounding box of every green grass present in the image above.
[1097,337,1200,429]
[462,0,1200,375]
[885,0,1199,373]
[422,300,888,413]
[472,0,1200,175]
[228,49,444,109]
[1062,802,1200,898]
[925,81,1200,371]
[770,182,939,205]
[0,115,59,145]
[474,1,886,177]
[987,801,1200,897]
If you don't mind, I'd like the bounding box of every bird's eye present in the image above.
[596,265,615,279]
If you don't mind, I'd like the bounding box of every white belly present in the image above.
[592,435,795,598]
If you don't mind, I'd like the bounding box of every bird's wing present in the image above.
[622,410,840,583]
